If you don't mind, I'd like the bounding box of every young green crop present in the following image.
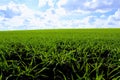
[0,29,120,80]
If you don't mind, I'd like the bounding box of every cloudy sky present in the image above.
[0,0,120,30]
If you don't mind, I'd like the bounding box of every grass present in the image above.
[0,29,120,80]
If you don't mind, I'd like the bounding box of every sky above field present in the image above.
[0,0,120,30]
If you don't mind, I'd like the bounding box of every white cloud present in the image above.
[61,0,120,12]
[107,9,120,26]
[57,0,68,8]
[0,1,21,13]
[0,0,120,30]
[84,0,98,9]
[38,0,55,8]
[47,0,54,8]
[0,2,37,30]
[38,0,48,7]
[113,9,120,20]
[100,15,106,18]
[95,9,111,13]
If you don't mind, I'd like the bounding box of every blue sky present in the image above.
[0,0,120,30]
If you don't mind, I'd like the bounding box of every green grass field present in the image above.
[0,29,120,80]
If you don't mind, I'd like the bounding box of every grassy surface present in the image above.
[0,29,120,80]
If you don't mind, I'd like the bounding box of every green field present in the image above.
[0,29,120,80]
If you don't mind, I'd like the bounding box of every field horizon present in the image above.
[1,28,120,32]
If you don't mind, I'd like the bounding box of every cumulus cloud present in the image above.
[38,0,55,8]
[0,0,120,30]
[0,2,38,30]
[107,9,120,26]
[0,1,69,30]
[0,1,21,18]
[61,0,120,12]
[38,0,48,7]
